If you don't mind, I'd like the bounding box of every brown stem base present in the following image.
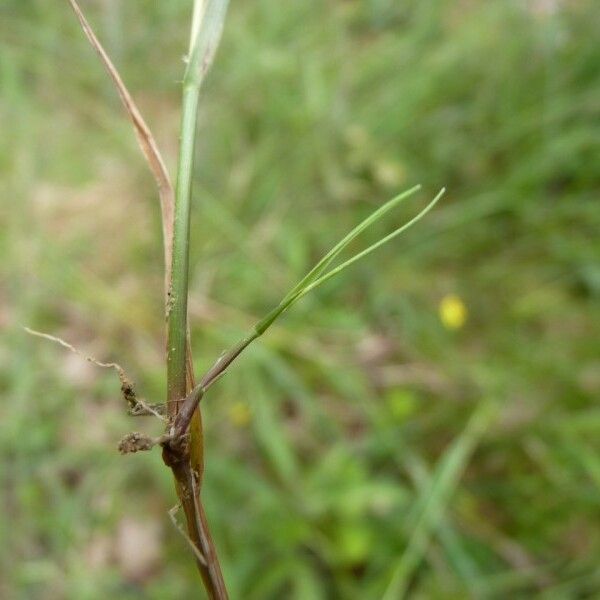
[162,441,228,599]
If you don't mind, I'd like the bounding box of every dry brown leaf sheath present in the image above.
[66,0,174,284]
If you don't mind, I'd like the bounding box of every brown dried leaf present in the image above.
[67,0,174,289]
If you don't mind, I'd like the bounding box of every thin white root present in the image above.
[24,326,122,370]
[24,326,167,422]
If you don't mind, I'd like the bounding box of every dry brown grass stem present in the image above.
[66,0,175,292]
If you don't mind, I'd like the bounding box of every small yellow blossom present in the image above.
[228,402,251,428]
[439,294,468,330]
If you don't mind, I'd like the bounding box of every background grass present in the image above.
[1,0,599,598]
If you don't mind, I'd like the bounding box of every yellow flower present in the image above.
[228,402,251,427]
[439,294,468,330]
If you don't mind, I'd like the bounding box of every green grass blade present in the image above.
[281,184,421,303]
[294,188,445,303]
[185,0,230,88]
[254,188,443,336]
[382,401,496,600]
[403,451,485,595]
[188,0,206,54]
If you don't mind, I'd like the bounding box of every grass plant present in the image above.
[1,1,598,598]
[39,1,443,597]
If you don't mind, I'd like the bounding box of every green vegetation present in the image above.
[1,1,599,598]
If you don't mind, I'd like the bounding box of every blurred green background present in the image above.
[1,1,599,598]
